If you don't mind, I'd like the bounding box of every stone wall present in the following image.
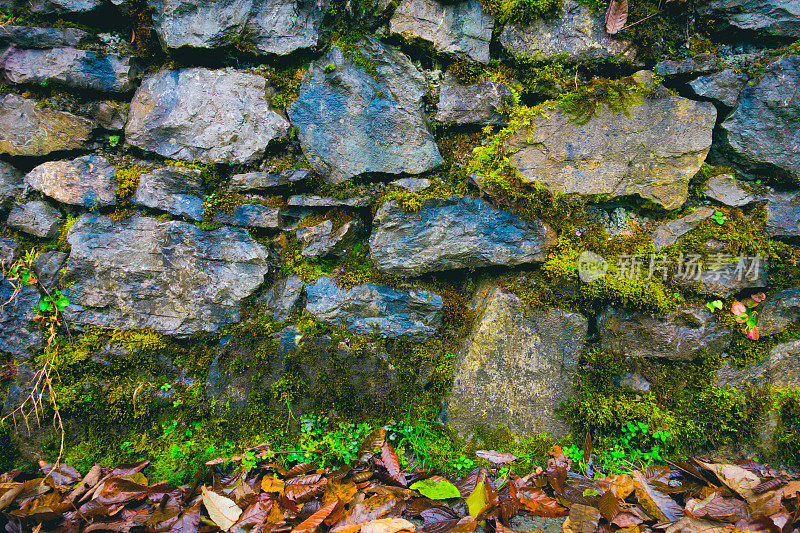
[0,0,799,466]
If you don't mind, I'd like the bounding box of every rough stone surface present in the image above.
[0,25,89,48]
[0,0,102,15]
[758,288,800,336]
[389,0,493,63]
[0,94,94,156]
[297,218,361,258]
[597,304,733,361]
[31,250,68,290]
[287,36,442,183]
[673,255,768,298]
[287,195,371,208]
[715,341,800,390]
[0,161,23,209]
[213,203,280,229]
[690,69,749,109]
[131,167,205,221]
[434,74,511,125]
[0,278,42,358]
[63,215,270,337]
[703,174,757,206]
[370,196,554,277]
[6,200,63,238]
[125,68,289,164]
[25,155,117,208]
[698,0,800,38]
[720,56,800,182]
[3,48,138,92]
[305,275,444,341]
[148,0,329,55]
[0,238,19,263]
[765,191,800,238]
[83,100,127,130]
[652,207,715,251]
[506,95,716,210]
[654,54,723,77]
[443,286,587,438]
[615,373,651,392]
[259,276,304,322]
[228,168,310,192]
[499,0,632,62]
[390,178,431,193]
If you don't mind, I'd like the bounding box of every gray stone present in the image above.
[83,100,127,130]
[0,94,94,156]
[720,56,800,183]
[765,190,800,237]
[434,73,511,125]
[615,372,651,392]
[3,48,138,93]
[506,94,716,210]
[6,200,63,238]
[510,515,565,533]
[31,250,68,290]
[25,155,117,208]
[757,288,800,336]
[499,0,633,62]
[654,54,723,77]
[213,202,280,229]
[287,195,371,208]
[125,68,289,164]
[715,341,800,390]
[370,196,554,277]
[673,255,768,298]
[585,205,648,237]
[0,25,89,48]
[0,161,22,209]
[703,174,756,206]
[131,166,205,221]
[390,178,431,193]
[389,0,493,63]
[713,358,767,391]
[148,0,329,55]
[228,168,310,192]
[690,69,749,109]
[297,217,361,258]
[0,0,101,15]
[698,0,800,38]
[0,279,42,358]
[0,238,20,263]
[597,304,733,361]
[63,215,270,337]
[260,275,304,322]
[287,36,443,183]
[305,275,444,341]
[652,207,715,251]
[443,286,587,438]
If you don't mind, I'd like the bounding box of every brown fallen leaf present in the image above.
[293,499,340,533]
[665,516,734,533]
[598,474,634,500]
[632,470,683,523]
[202,485,243,531]
[563,504,601,533]
[475,451,517,466]
[381,441,407,488]
[694,460,761,500]
[604,0,628,34]
[361,517,417,533]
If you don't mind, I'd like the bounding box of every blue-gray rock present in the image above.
[305,275,444,341]
[259,276,304,322]
[505,91,716,210]
[0,25,89,48]
[652,207,715,251]
[369,196,554,276]
[82,100,128,130]
[131,167,205,221]
[435,73,511,125]
[6,200,63,238]
[228,168,310,192]
[2,48,139,92]
[720,56,800,182]
[287,195,371,208]
[715,341,800,390]
[31,250,68,290]
[213,202,280,229]
[390,178,431,193]
[297,217,361,258]
[125,68,289,164]
[765,190,800,237]
[703,174,757,206]
[443,285,587,438]
[0,94,94,156]
[757,288,800,336]
[0,278,42,358]
[0,161,23,209]
[499,0,633,62]
[148,0,329,55]
[25,155,117,208]
[288,36,443,183]
[690,69,749,109]
[0,0,101,15]
[597,304,733,361]
[389,0,493,63]
[0,238,20,263]
[654,53,723,77]
[698,0,800,38]
[63,215,270,337]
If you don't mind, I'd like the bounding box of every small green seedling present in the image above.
[710,211,726,225]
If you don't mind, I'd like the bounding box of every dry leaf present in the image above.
[360,517,416,533]
[695,460,761,500]
[563,505,601,533]
[633,471,683,523]
[202,486,243,530]
[604,0,628,34]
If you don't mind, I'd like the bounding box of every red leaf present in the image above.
[293,499,340,533]
[604,0,628,34]
[381,441,407,488]
[475,451,517,465]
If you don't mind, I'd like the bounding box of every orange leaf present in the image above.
[293,499,340,533]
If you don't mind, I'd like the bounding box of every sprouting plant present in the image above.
[108,135,120,147]
[567,423,672,476]
[161,383,173,392]
[732,292,766,340]
[710,211,726,225]
[706,299,723,312]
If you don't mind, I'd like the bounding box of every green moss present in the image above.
[0,423,21,472]
[448,61,485,85]
[479,0,562,24]
[114,166,146,204]
[334,33,380,81]
[772,387,800,465]
[57,215,78,252]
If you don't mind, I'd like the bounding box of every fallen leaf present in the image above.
[563,505,600,533]
[293,499,340,533]
[410,477,460,500]
[475,451,517,465]
[665,516,733,533]
[604,0,628,34]
[633,471,683,523]
[202,486,243,531]
[466,481,488,518]
[361,517,417,533]
[381,442,407,488]
[598,490,620,522]
[694,460,761,500]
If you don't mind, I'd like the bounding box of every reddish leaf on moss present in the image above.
[381,442,407,488]
[604,0,628,34]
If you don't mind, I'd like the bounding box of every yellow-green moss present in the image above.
[479,0,562,24]
[114,165,146,204]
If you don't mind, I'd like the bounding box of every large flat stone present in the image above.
[25,155,117,208]
[0,94,94,156]
[131,166,205,221]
